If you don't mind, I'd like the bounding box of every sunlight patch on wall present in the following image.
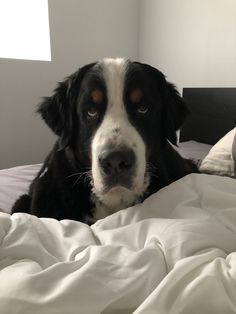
[0,0,51,61]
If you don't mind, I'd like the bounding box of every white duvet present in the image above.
[0,173,236,314]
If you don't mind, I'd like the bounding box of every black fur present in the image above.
[12,60,198,224]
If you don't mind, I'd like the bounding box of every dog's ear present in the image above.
[137,62,188,145]
[163,81,189,145]
[37,63,95,147]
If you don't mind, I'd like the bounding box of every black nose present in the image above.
[99,149,135,176]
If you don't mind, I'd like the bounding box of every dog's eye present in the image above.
[137,104,149,114]
[87,107,99,119]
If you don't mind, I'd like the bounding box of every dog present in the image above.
[12,58,197,224]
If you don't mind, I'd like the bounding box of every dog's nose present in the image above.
[99,149,135,176]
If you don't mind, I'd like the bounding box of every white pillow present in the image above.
[200,128,236,177]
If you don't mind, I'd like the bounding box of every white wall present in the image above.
[2,0,236,169]
[0,0,139,169]
[139,0,236,91]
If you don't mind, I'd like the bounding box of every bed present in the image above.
[179,88,236,164]
[0,88,236,313]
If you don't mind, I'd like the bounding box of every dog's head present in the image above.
[38,58,188,210]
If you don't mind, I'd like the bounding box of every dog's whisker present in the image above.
[67,171,90,179]
[69,171,92,188]
[145,163,159,181]
[146,162,158,172]
[150,173,159,179]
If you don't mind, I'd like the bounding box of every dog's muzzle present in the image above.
[98,147,135,190]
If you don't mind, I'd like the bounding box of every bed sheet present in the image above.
[177,140,212,164]
[0,164,41,213]
[0,173,236,313]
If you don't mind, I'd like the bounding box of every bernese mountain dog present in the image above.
[12,58,197,224]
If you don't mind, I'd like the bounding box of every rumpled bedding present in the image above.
[0,173,236,313]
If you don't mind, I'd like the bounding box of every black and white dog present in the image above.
[12,58,197,224]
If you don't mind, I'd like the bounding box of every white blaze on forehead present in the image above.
[94,58,129,150]
[102,57,127,116]
[94,58,136,153]
[91,58,148,210]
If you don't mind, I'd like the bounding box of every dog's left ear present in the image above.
[37,63,95,148]
[137,62,188,145]
[163,81,189,145]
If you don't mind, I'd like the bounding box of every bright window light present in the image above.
[0,0,51,61]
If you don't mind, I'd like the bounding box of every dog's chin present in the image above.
[102,183,132,195]
[93,183,133,199]
[92,177,149,210]
[106,184,133,195]
[92,184,138,210]
[92,170,150,199]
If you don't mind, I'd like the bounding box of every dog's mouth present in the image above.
[90,170,134,195]
[97,180,133,195]
[101,172,134,193]
[90,169,150,214]
[91,162,150,200]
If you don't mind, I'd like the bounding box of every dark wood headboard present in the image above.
[179,88,236,145]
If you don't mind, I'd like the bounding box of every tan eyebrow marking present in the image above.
[91,89,104,104]
[129,88,143,104]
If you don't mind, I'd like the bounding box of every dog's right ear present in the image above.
[37,63,95,147]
